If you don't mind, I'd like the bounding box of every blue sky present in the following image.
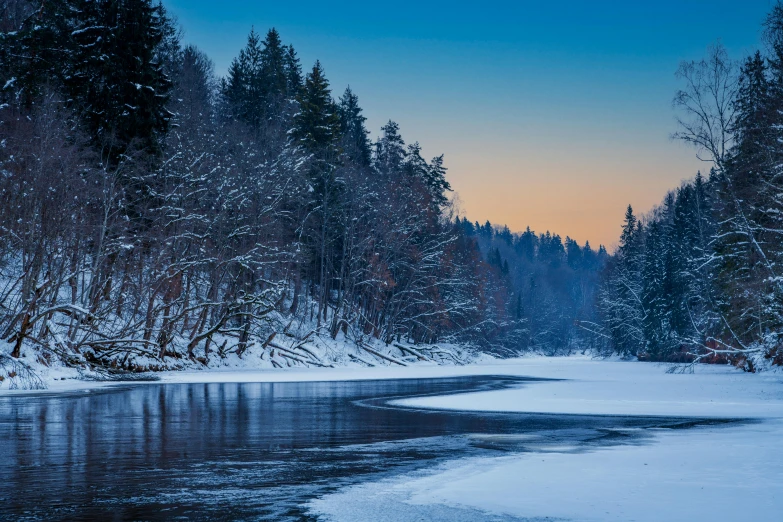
[164,0,772,246]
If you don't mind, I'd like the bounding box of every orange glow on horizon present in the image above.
[443,138,704,250]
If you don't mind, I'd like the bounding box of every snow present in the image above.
[308,357,783,522]
[309,420,783,522]
[395,357,783,418]
[0,336,492,393]
[0,333,486,393]
[0,354,504,395]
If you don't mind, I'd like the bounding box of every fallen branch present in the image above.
[291,343,323,364]
[358,342,407,366]
[347,352,376,367]
[267,341,331,367]
[276,351,312,366]
[394,343,434,362]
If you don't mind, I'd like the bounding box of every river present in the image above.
[0,376,731,521]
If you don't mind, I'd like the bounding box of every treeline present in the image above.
[457,220,606,354]
[0,0,550,370]
[599,3,783,369]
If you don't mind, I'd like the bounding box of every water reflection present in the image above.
[0,377,732,521]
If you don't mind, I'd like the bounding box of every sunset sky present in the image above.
[164,0,770,248]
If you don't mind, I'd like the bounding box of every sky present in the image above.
[164,0,773,248]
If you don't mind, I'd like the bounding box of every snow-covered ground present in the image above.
[0,335,486,393]
[308,357,783,522]
[309,419,783,522]
[396,357,783,418]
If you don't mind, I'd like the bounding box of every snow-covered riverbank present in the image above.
[0,337,484,393]
[307,357,783,522]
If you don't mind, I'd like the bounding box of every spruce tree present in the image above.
[291,62,343,325]
[292,61,340,153]
[225,28,265,126]
[260,28,288,109]
[618,205,640,266]
[566,238,583,270]
[602,205,645,356]
[1,1,74,108]
[481,221,493,239]
[641,220,668,358]
[68,0,172,160]
[404,142,429,179]
[284,45,303,96]
[424,155,452,212]
[716,46,783,343]
[374,120,406,176]
[497,226,513,246]
[516,227,536,261]
[154,2,184,81]
[690,171,719,340]
[337,86,372,166]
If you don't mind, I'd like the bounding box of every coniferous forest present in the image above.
[600,5,783,370]
[0,0,781,377]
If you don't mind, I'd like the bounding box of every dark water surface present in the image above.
[0,376,732,521]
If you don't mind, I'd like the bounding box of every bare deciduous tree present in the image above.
[672,42,739,171]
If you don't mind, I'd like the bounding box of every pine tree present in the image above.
[641,220,669,358]
[375,120,406,176]
[601,204,645,356]
[284,44,303,96]
[225,28,264,126]
[715,45,783,345]
[291,61,340,153]
[260,28,287,110]
[424,154,452,213]
[68,0,172,160]
[337,86,372,166]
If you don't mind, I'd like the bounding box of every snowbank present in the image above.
[0,336,488,393]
